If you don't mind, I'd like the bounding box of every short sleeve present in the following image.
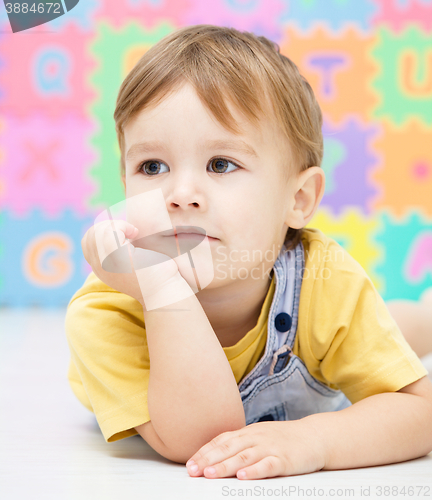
[296,233,428,404]
[65,274,150,443]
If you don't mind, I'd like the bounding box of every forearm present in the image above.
[140,275,245,460]
[305,392,432,470]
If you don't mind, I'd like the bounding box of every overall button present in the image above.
[274,312,292,332]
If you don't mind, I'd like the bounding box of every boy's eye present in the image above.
[139,160,169,176]
[208,158,238,174]
[137,158,240,176]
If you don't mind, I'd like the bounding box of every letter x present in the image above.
[20,140,60,183]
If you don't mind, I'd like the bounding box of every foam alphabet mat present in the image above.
[0,0,431,306]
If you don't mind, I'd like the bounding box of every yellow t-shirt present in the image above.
[65,228,428,443]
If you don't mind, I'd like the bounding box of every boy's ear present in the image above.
[286,166,325,229]
[121,176,126,192]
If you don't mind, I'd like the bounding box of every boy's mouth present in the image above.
[128,226,219,262]
[161,226,218,240]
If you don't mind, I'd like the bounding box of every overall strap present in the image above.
[238,240,305,392]
[268,241,304,376]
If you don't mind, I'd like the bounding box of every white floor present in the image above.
[1,308,431,500]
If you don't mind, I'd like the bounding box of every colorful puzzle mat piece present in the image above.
[369,118,432,217]
[89,21,176,209]
[0,28,4,101]
[373,210,432,301]
[280,24,379,125]
[281,0,377,34]
[0,111,97,217]
[0,24,97,117]
[97,0,190,30]
[321,115,380,215]
[0,209,94,307]
[370,26,432,126]
[372,0,432,34]
[47,0,100,31]
[0,210,4,291]
[306,206,382,291]
[181,0,285,42]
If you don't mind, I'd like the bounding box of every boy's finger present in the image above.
[93,220,122,264]
[108,220,138,240]
[94,220,138,272]
[108,220,139,250]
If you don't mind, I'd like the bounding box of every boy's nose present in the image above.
[170,200,200,209]
[166,186,203,210]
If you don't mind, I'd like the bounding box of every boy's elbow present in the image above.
[177,412,246,462]
[138,413,246,464]
[135,420,189,464]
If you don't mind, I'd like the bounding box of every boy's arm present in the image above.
[80,218,245,455]
[314,376,432,470]
[184,376,432,479]
[136,282,246,464]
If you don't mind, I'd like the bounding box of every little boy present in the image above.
[65,24,432,480]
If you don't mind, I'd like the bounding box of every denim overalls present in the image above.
[238,240,352,424]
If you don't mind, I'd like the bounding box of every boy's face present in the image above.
[122,82,297,287]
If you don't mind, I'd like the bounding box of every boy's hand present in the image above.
[186,419,326,480]
[81,219,181,306]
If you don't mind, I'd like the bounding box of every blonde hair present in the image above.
[114,24,323,250]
